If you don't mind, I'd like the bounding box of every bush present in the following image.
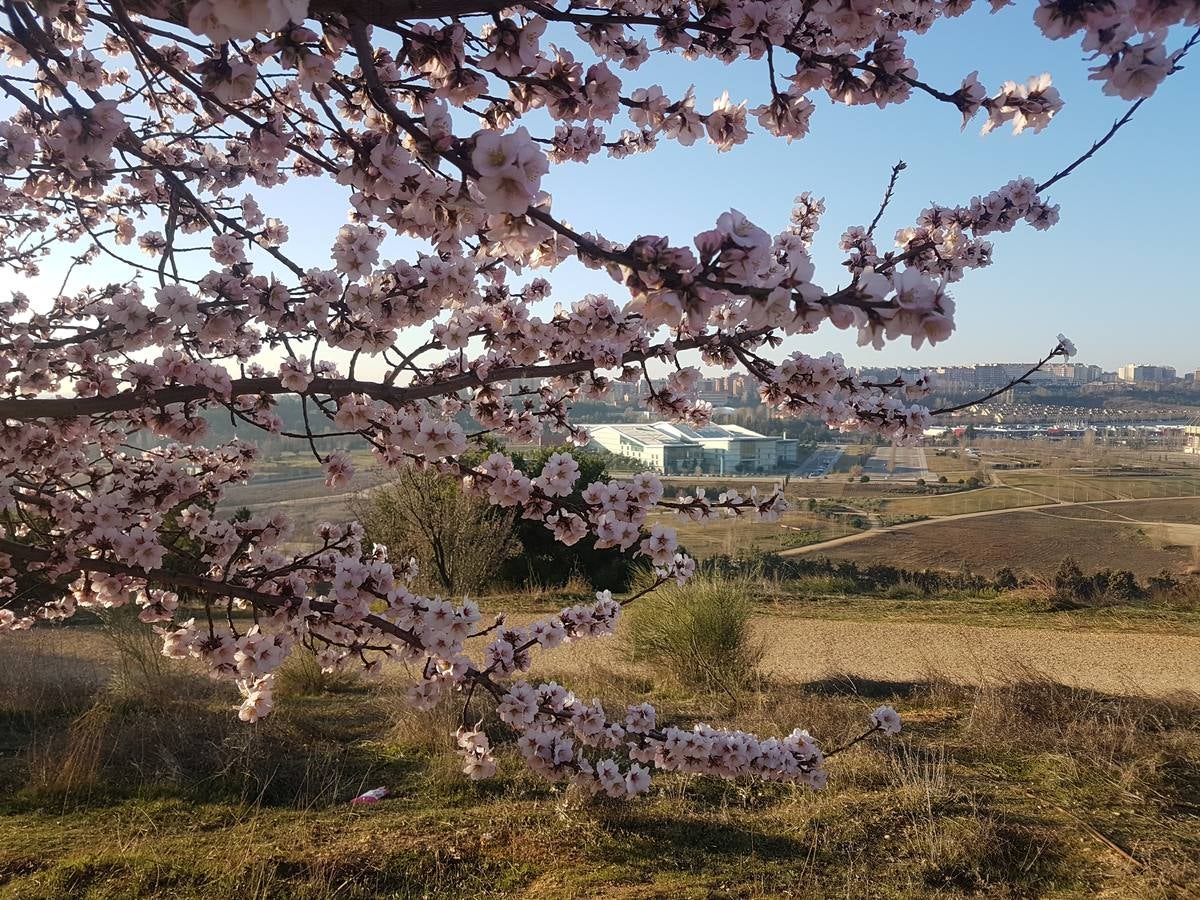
[495,446,636,590]
[354,467,517,595]
[1050,557,1089,609]
[274,650,361,699]
[98,607,203,701]
[1091,569,1141,604]
[1051,557,1144,609]
[623,573,763,693]
[994,567,1019,591]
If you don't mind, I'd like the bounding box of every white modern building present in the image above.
[589,423,799,474]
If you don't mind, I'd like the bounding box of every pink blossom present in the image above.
[323,452,355,489]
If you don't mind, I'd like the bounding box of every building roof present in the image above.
[652,422,772,442]
[591,422,775,445]
[589,423,698,448]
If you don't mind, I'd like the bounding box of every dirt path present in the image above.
[751,616,1200,697]
[530,614,1200,698]
[780,495,1200,557]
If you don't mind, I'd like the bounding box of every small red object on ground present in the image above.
[350,787,389,805]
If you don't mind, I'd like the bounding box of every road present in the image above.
[794,444,844,478]
[861,445,933,481]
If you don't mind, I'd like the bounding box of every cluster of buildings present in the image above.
[588,422,799,474]
[591,364,1196,423]
[858,362,1196,393]
[1116,364,1179,384]
[858,363,1064,392]
[607,374,758,409]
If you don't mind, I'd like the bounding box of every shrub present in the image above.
[1147,570,1180,593]
[1091,569,1141,605]
[496,446,636,590]
[98,607,206,702]
[354,467,517,595]
[994,567,1019,591]
[1051,557,1089,609]
[1051,558,1144,608]
[622,573,764,693]
[274,650,361,699]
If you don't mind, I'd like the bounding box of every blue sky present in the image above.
[14,5,1198,374]
[525,5,1199,373]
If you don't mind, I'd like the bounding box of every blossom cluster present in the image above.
[482,672,905,795]
[0,0,1185,792]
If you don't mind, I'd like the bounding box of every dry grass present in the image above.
[273,650,362,699]
[998,472,1200,503]
[1071,497,1200,524]
[1,621,1198,898]
[0,628,108,718]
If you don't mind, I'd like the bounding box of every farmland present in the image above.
[796,508,1197,577]
[781,445,1200,577]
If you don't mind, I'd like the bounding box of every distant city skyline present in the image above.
[843,356,1194,373]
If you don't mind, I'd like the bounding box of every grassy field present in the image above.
[2,611,1198,899]
[665,512,863,558]
[877,487,1044,517]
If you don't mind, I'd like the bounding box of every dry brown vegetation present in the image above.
[2,603,1198,898]
[811,512,1194,577]
[1068,498,1200,525]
